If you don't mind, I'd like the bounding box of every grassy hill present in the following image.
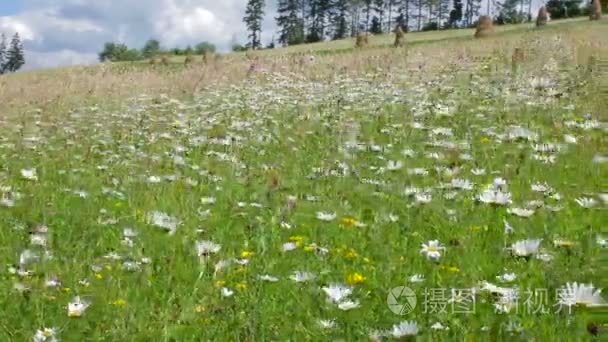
[0,17,607,341]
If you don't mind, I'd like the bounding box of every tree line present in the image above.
[0,33,25,74]
[98,39,217,62]
[242,0,590,48]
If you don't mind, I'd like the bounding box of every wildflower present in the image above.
[346,272,366,285]
[221,287,234,297]
[318,319,336,329]
[195,240,221,257]
[563,134,577,144]
[316,211,336,221]
[322,284,353,303]
[408,274,425,283]
[67,296,90,317]
[553,239,576,248]
[420,240,445,261]
[477,189,512,205]
[431,322,448,330]
[450,178,474,190]
[146,211,180,235]
[557,282,605,308]
[21,168,38,181]
[597,235,607,248]
[496,272,517,283]
[337,300,360,311]
[391,321,419,338]
[341,217,365,227]
[201,196,216,205]
[33,328,58,342]
[258,274,279,282]
[575,197,597,208]
[290,271,315,283]
[510,239,542,257]
[282,242,297,252]
[110,299,127,307]
[240,250,254,258]
[507,207,535,218]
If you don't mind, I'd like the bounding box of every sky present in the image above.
[0,0,278,70]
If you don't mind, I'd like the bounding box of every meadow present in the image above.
[0,18,607,341]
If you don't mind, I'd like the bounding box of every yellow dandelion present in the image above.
[240,250,254,258]
[62,287,71,293]
[95,273,103,280]
[480,137,491,143]
[215,280,226,288]
[111,299,127,307]
[346,272,366,285]
[195,305,205,313]
[341,217,357,227]
[345,249,359,259]
[236,282,248,290]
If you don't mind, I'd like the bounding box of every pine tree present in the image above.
[276,0,305,45]
[4,33,25,73]
[0,34,7,75]
[373,0,385,32]
[244,0,265,49]
[331,0,350,39]
[448,0,463,27]
[307,0,332,42]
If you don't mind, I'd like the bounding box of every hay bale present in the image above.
[536,6,549,26]
[184,55,194,66]
[160,55,169,66]
[475,16,494,38]
[355,32,369,48]
[393,25,405,47]
[590,0,602,20]
[149,57,157,65]
[512,48,525,65]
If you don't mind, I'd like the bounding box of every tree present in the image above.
[98,42,141,62]
[243,0,265,49]
[276,0,305,45]
[497,0,526,23]
[546,0,582,18]
[141,39,161,58]
[195,42,216,55]
[331,0,350,39]
[449,0,463,26]
[306,0,332,42]
[0,34,6,74]
[3,33,25,73]
[370,16,383,33]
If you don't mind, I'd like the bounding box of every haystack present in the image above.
[536,6,549,26]
[393,25,405,47]
[475,16,494,38]
[355,32,369,48]
[184,55,194,66]
[160,56,169,66]
[590,0,602,20]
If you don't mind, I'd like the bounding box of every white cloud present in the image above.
[0,0,278,70]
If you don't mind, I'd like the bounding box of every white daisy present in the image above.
[337,300,360,311]
[33,327,58,342]
[322,283,353,303]
[420,240,445,261]
[409,274,425,283]
[575,197,597,208]
[496,272,517,283]
[221,287,234,297]
[597,235,607,248]
[557,282,605,308]
[258,274,279,282]
[146,211,180,235]
[471,168,486,176]
[510,239,542,257]
[195,240,221,256]
[21,168,38,181]
[201,197,216,205]
[431,322,448,330]
[318,319,336,329]
[67,296,90,317]
[477,189,512,205]
[290,271,315,283]
[507,207,535,218]
[450,178,474,190]
[282,242,297,252]
[391,321,419,338]
[316,211,336,221]
[386,160,403,171]
[563,134,577,144]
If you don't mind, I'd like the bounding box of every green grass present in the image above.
[1,18,607,341]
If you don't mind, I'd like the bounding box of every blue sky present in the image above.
[0,2,21,15]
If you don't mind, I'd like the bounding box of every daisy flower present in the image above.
[67,296,90,317]
[391,321,419,338]
[575,197,597,208]
[420,240,445,261]
[557,282,605,308]
[322,283,353,303]
[290,271,315,283]
[337,300,360,311]
[146,211,180,235]
[507,207,535,218]
[33,327,58,342]
[316,211,336,221]
[21,168,38,181]
[195,240,221,256]
[510,239,542,257]
[318,319,336,329]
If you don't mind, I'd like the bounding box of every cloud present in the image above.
[0,0,278,70]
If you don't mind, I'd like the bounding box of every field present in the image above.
[1,19,608,340]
